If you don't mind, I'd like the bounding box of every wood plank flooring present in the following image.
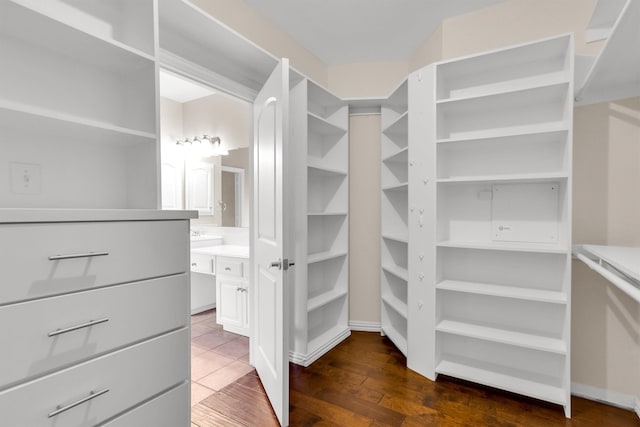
[192,331,640,426]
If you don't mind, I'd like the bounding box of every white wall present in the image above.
[348,114,382,326]
[327,61,408,99]
[573,97,640,405]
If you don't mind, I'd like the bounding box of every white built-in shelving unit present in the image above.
[404,34,574,417]
[290,79,350,366]
[435,34,574,417]
[380,80,410,356]
[0,1,194,425]
[0,0,159,209]
[576,0,640,104]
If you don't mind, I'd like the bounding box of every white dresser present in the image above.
[0,209,195,427]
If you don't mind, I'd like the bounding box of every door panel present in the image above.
[252,59,290,426]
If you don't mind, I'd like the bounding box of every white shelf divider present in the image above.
[436,280,567,304]
[381,264,409,282]
[382,294,408,319]
[436,240,568,254]
[308,289,348,313]
[436,319,566,354]
[436,172,568,184]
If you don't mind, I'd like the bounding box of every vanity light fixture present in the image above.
[176,135,228,156]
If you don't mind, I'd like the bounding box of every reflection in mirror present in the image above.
[221,148,249,227]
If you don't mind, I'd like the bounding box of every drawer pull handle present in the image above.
[48,318,110,337]
[48,388,109,418]
[48,251,109,261]
[225,267,231,271]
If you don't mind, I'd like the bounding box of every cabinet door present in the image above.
[241,281,250,329]
[185,162,214,215]
[161,162,183,210]
[217,277,244,329]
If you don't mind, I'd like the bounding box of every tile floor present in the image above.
[190,309,253,407]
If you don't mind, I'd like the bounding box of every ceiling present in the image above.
[242,0,507,64]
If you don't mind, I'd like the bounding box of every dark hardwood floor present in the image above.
[192,331,640,426]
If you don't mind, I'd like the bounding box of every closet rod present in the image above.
[575,252,640,304]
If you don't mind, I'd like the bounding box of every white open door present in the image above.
[251,59,290,426]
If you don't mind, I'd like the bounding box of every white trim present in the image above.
[289,328,351,367]
[159,49,258,102]
[191,303,216,316]
[221,166,245,227]
[572,382,637,411]
[635,397,639,419]
[349,320,382,332]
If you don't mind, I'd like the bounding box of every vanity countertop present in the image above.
[192,244,249,259]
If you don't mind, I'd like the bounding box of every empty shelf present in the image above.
[382,294,408,319]
[436,320,566,354]
[437,172,568,184]
[437,240,568,254]
[308,250,347,264]
[381,264,409,282]
[436,280,567,304]
[574,245,640,304]
[308,289,348,313]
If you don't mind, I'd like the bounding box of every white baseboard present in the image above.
[190,303,216,315]
[572,382,637,412]
[349,320,381,332]
[635,397,639,419]
[289,327,351,367]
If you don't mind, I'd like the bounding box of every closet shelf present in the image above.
[435,124,568,145]
[382,111,408,137]
[382,323,407,356]
[307,211,348,217]
[381,264,409,282]
[307,162,348,176]
[436,280,567,304]
[436,356,566,406]
[0,100,157,144]
[584,0,628,43]
[573,245,640,304]
[1,1,155,71]
[308,289,348,313]
[382,294,408,319]
[437,240,568,254]
[382,146,409,163]
[307,250,347,265]
[308,112,347,136]
[382,182,409,192]
[436,320,566,354]
[436,172,568,184]
[438,123,570,145]
[576,0,640,104]
[382,234,409,244]
[436,72,570,105]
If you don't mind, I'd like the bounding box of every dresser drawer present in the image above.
[0,220,189,305]
[0,274,188,388]
[0,328,189,427]
[102,383,189,427]
[191,252,215,274]
[216,257,246,278]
